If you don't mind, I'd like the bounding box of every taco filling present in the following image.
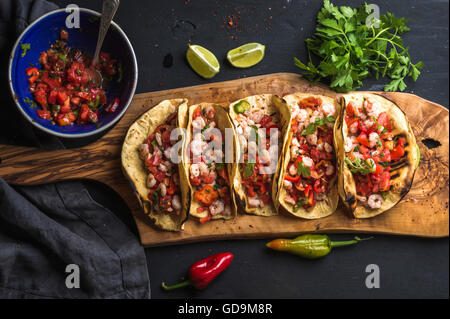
[343,97,405,209]
[282,96,337,211]
[233,99,281,210]
[138,111,182,215]
[187,105,234,223]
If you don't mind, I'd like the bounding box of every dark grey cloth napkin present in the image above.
[0,0,150,298]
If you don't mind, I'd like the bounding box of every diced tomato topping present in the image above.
[377,112,391,131]
[259,115,272,127]
[390,137,405,161]
[37,110,51,120]
[193,106,202,119]
[190,176,202,186]
[60,29,69,40]
[357,133,371,147]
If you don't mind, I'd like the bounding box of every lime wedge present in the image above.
[186,44,220,79]
[227,43,265,68]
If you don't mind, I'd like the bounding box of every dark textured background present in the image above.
[47,0,448,298]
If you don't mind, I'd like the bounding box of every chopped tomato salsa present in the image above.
[26,29,120,126]
[282,97,337,211]
[343,97,406,209]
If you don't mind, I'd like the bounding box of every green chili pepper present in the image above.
[88,95,101,109]
[234,100,250,114]
[266,234,372,259]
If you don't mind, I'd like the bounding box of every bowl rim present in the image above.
[8,8,138,139]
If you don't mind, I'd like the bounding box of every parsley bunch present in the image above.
[294,0,424,92]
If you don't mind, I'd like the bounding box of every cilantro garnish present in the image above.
[244,162,256,178]
[379,161,390,167]
[297,162,311,178]
[345,157,375,174]
[21,43,31,57]
[376,139,382,147]
[294,0,424,92]
[301,116,335,136]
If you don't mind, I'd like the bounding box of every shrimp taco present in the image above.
[229,94,290,216]
[277,93,340,219]
[334,93,419,218]
[121,99,190,231]
[183,103,238,223]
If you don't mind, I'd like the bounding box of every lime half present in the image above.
[227,43,265,68]
[186,44,220,79]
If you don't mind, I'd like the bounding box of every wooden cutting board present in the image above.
[0,73,448,246]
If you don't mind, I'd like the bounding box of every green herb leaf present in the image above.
[294,0,423,92]
[297,162,311,178]
[345,157,376,174]
[21,43,31,57]
[244,162,256,178]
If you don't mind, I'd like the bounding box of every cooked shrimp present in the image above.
[204,105,216,119]
[317,143,324,151]
[291,137,300,147]
[367,194,383,209]
[290,145,299,159]
[139,144,150,160]
[284,195,296,205]
[349,121,359,134]
[302,156,314,167]
[369,132,380,148]
[322,102,336,117]
[198,162,209,176]
[283,180,293,189]
[192,116,206,130]
[159,183,167,197]
[164,147,172,160]
[209,200,225,216]
[325,164,334,176]
[306,133,318,146]
[248,197,261,207]
[146,174,156,188]
[238,134,248,150]
[155,132,162,146]
[235,125,244,136]
[190,163,200,177]
[249,109,265,124]
[364,118,374,128]
[190,139,206,157]
[289,164,297,176]
[259,149,271,165]
[324,142,333,153]
[296,109,308,123]
[344,137,353,153]
[172,195,182,211]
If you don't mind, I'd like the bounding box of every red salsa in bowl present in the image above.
[25,29,121,127]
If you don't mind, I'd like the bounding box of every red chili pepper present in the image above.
[105,97,120,113]
[285,175,300,182]
[162,252,234,290]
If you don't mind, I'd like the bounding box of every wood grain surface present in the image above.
[0,73,448,246]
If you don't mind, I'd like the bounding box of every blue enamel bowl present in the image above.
[8,8,138,138]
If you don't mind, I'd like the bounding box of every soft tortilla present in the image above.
[182,103,237,221]
[121,99,190,231]
[277,93,340,219]
[229,94,290,217]
[335,93,419,218]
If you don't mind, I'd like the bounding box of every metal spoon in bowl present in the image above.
[86,0,120,88]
